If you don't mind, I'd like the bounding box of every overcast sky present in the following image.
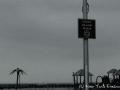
[0,0,120,83]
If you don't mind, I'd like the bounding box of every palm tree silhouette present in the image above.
[10,67,27,90]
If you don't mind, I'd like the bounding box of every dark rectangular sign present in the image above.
[78,19,96,39]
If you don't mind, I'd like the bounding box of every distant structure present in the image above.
[107,68,118,79]
[72,69,93,90]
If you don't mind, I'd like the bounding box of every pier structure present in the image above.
[72,69,93,90]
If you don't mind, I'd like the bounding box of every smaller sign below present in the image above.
[78,19,96,39]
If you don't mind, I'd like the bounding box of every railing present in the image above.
[0,83,74,89]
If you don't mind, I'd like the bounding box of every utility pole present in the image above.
[82,0,89,90]
[78,0,95,90]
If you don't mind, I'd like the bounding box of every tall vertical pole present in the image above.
[82,0,89,90]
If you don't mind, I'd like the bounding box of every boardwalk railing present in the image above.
[0,83,74,89]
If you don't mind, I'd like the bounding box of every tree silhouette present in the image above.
[10,67,27,90]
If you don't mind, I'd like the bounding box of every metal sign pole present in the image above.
[82,0,89,90]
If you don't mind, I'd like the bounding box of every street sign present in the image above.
[78,19,96,39]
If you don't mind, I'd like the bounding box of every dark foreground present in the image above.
[0,83,120,90]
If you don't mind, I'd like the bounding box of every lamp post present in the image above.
[78,0,95,90]
[82,0,89,90]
